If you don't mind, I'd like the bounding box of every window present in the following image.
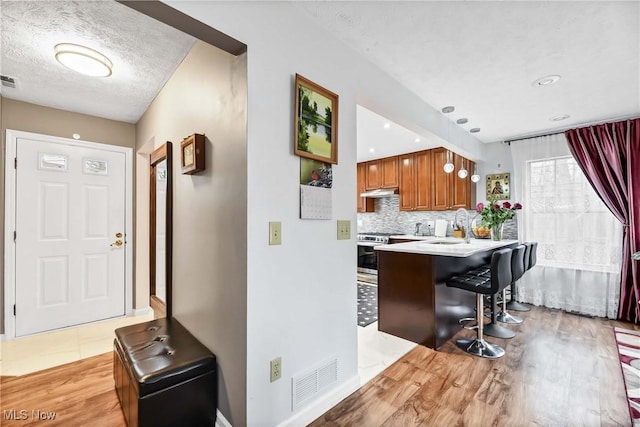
[526,156,621,273]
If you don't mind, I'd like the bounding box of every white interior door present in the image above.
[15,136,126,337]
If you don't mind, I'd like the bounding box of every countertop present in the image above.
[375,238,518,257]
[389,235,435,240]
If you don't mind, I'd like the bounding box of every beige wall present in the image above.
[0,98,136,334]
[135,41,248,425]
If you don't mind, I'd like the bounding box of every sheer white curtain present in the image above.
[511,133,623,318]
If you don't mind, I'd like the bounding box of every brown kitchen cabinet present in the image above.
[357,163,374,212]
[399,150,432,211]
[365,156,399,190]
[431,148,476,211]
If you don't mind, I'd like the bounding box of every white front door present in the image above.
[14,136,127,337]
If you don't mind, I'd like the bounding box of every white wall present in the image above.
[475,141,514,203]
[136,41,248,426]
[165,2,487,425]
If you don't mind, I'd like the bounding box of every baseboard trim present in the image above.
[278,375,361,427]
[131,307,153,317]
[216,409,232,427]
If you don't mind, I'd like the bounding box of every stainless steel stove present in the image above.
[357,232,401,277]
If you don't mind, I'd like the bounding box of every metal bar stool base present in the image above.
[456,338,505,359]
[506,300,531,312]
[483,322,516,339]
[496,311,523,324]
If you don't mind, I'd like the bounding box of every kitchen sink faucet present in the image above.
[414,222,423,236]
[454,208,471,244]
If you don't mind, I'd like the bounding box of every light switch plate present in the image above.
[269,222,282,245]
[337,220,351,240]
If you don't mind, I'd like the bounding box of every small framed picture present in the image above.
[294,74,339,164]
[180,133,205,175]
[486,173,510,200]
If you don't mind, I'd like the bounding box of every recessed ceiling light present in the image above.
[550,114,570,121]
[383,123,391,130]
[369,148,375,153]
[414,137,421,143]
[72,133,80,140]
[442,106,455,114]
[54,43,113,77]
[533,75,561,86]
[456,118,468,124]
[470,128,481,133]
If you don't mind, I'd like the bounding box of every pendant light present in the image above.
[457,162,468,179]
[443,150,454,173]
[471,164,480,183]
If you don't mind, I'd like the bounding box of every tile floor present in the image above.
[0,312,154,376]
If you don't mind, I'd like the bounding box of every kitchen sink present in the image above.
[420,240,464,245]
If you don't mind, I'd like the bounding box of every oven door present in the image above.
[357,242,378,274]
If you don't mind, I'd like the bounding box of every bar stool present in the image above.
[446,248,513,359]
[466,265,515,339]
[507,242,532,312]
[496,245,525,324]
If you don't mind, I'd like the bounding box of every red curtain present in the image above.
[565,118,640,322]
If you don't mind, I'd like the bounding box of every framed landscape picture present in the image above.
[486,173,510,200]
[294,74,339,164]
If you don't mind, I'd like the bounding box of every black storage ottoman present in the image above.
[113,317,217,427]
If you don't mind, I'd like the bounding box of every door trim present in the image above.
[4,129,134,340]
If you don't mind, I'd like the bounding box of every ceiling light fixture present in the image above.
[550,114,570,121]
[470,128,481,133]
[442,106,455,114]
[456,118,468,125]
[383,123,391,130]
[54,43,113,77]
[369,148,375,153]
[470,164,480,183]
[533,74,561,86]
[457,164,468,179]
[443,150,455,174]
[414,137,421,143]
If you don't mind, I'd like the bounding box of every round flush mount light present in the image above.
[456,118,468,125]
[54,43,112,77]
[414,137,421,143]
[383,123,391,130]
[369,148,375,153]
[533,75,561,86]
[442,106,455,114]
[550,114,570,121]
[470,128,481,133]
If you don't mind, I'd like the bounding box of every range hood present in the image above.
[360,188,398,198]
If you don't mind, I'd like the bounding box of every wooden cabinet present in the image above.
[357,163,374,212]
[365,156,398,190]
[431,148,476,211]
[399,151,432,211]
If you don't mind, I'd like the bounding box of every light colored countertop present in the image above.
[389,235,436,240]
[375,238,518,258]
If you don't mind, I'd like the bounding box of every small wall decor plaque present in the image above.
[486,173,510,200]
[180,133,205,175]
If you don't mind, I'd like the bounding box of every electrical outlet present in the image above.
[426,220,435,229]
[270,357,282,382]
[337,220,351,240]
[269,222,281,245]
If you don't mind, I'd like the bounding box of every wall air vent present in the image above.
[1,75,18,89]
[292,355,339,411]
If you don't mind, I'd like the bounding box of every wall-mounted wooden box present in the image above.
[180,133,205,175]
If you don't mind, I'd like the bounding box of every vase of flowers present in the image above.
[475,198,522,241]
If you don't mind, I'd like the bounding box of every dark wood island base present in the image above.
[377,243,516,349]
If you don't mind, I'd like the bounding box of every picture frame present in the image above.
[294,74,339,164]
[486,173,510,200]
[180,133,205,175]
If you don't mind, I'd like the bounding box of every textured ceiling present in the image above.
[298,1,640,143]
[0,0,195,123]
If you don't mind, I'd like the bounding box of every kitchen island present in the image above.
[375,238,518,349]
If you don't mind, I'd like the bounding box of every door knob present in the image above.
[115,232,123,238]
[110,239,123,247]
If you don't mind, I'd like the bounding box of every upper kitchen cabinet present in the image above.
[365,156,399,190]
[431,148,476,210]
[399,150,432,211]
[357,163,375,213]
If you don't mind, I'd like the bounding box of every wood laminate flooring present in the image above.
[311,306,633,426]
[0,306,633,426]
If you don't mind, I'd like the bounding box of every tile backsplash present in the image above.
[357,195,518,240]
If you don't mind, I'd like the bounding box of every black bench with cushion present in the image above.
[113,317,217,427]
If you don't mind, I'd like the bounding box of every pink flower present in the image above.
[503,201,511,209]
[476,203,484,213]
[514,202,522,210]
[493,204,501,211]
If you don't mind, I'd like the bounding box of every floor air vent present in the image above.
[292,355,339,411]
[1,75,18,89]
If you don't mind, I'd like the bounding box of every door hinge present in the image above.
[13,304,16,316]
[14,157,17,169]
